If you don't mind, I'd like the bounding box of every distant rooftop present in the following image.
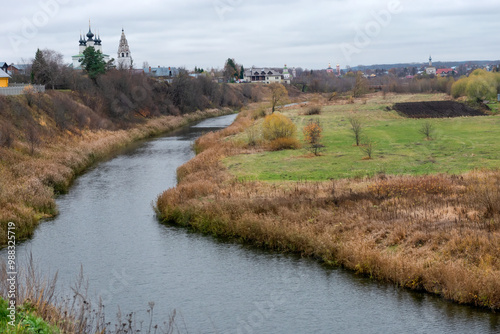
[0,70,11,78]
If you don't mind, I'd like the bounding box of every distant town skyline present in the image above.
[2,0,500,70]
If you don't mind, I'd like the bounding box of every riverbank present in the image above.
[156,94,500,310]
[0,100,233,247]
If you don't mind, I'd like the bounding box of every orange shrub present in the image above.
[268,137,301,151]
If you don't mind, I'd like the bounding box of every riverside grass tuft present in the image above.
[157,95,500,310]
[0,255,180,333]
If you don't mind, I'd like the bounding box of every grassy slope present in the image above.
[225,93,500,180]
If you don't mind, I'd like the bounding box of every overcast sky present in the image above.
[2,0,500,70]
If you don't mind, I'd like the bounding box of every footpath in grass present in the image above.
[224,93,500,180]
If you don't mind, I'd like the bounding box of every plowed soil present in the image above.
[393,101,487,118]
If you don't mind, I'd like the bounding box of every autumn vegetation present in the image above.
[157,93,500,311]
[0,68,267,246]
[0,256,179,333]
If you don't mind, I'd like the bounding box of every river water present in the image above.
[4,114,499,333]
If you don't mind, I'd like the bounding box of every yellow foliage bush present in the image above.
[451,69,500,100]
[261,113,297,141]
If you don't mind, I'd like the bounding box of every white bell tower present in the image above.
[117,29,132,69]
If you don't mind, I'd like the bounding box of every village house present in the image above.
[0,62,8,73]
[436,68,454,76]
[243,65,292,84]
[0,70,11,87]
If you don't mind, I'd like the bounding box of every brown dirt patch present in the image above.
[393,101,486,118]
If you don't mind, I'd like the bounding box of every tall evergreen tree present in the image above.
[31,48,48,85]
[240,65,245,79]
[80,47,106,81]
[223,58,238,82]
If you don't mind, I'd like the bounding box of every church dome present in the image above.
[86,28,94,41]
[79,34,86,46]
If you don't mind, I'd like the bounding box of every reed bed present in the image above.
[156,108,500,310]
[0,107,233,246]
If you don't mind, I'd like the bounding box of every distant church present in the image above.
[72,22,132,70]
[72,22,111,70]
[425,55,436,76]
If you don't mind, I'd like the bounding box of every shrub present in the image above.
[303,119,324,155]
[0,123,14,148]
[246,126,260,147]
[268,137,301,151]
[251,106,267,120]
[262,113,297,141]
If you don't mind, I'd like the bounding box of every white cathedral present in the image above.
[72,23,132,70]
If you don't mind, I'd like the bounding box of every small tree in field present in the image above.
[360,139,374,159]
[348,117,363,146]
[303,119,324,156]
[269,83,288,113]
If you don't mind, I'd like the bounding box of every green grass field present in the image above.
[224,94,500,180]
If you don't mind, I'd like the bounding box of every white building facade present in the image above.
[243,65,292,84]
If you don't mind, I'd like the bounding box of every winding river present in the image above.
[3,114,499,333]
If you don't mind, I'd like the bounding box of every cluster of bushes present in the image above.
[66,70,261,127]
[451,69,500,101]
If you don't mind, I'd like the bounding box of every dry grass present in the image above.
[0,103,233,246]
[0,254,181,333]
[157,107,500,311]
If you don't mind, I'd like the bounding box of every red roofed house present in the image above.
[436,68,454,76]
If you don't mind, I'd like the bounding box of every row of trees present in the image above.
[293,69,456,96]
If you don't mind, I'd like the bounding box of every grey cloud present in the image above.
[1,0,499,69]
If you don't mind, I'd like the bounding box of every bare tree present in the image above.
[42,49,65,89]
[25,123,40,155]
[269,83,288,113]
[419,121,434,140]
[353,71,368,97]
[360,139,374,159]
[348,117,363,146]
